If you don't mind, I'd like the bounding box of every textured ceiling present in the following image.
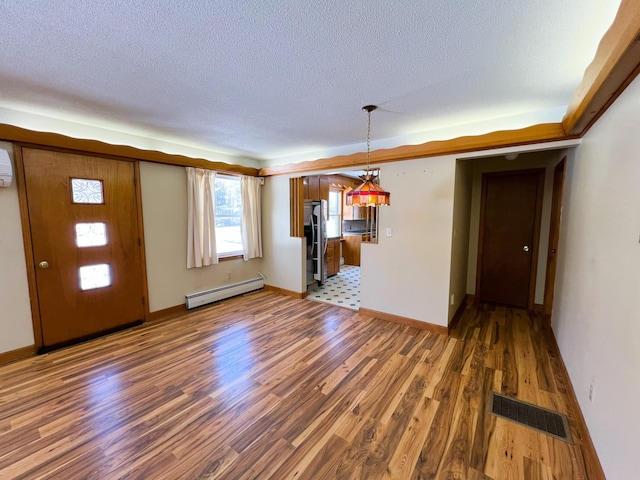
[0,0,621,164]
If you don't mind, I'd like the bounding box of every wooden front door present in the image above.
[21,148,145,349]
[477,169,544,308]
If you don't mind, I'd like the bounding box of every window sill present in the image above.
[218,254,243,262]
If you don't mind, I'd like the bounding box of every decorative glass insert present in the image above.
[75,223,108,247]
[71,178,104,204]
[79,264,111,291]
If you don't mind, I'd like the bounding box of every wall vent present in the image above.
[489,392,572,443]
[185,277,264,309]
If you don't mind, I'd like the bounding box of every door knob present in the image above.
[39,261,49,269]
[523,245,530,252]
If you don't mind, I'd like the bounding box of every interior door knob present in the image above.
[39,261,49,269]
[523,245,530,252]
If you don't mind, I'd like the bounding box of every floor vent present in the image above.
[185,277,264,309]
[489,392,572,443]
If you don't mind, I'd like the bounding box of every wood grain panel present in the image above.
[0,292,602,479]
[259,123,568,177]
[289,177,304,237]
[476,169,545,309]
[342,234,362,266]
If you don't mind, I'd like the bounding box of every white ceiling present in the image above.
[0,0,621,165]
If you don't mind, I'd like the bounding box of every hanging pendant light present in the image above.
[346,105,390,207]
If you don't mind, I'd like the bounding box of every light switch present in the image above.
[386,228,392,237]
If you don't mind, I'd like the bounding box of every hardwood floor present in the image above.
[0,291,599,479]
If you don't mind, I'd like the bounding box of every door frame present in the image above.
[475,168,545,310]
[542,157,567,322]
[14,144,149,350]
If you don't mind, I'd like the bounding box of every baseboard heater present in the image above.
[185,277,264,309]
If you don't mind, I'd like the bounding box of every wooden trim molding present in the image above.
[0,124,258,176]
[289,177,304,238]
[531,303,544,314]
[259,123,569,177]
[134,160,151,322]
[358,308,449,336]
[527,170,546,311]
[13,146,44,351]
[0,345,36,366]
[147,304,187,323]
[448,295,472,330]
[264,284,306,299]
[563,0,640,136]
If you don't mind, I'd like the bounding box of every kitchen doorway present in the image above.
[306,265,360,310]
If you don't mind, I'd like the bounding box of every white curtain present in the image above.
[240,175,262,260]
[186,167,218,268]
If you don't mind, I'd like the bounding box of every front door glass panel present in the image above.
[79,264,111,290]
[75,222,108,247]
[71,178,104,204]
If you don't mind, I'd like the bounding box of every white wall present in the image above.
[0,141,35,352]
[464,151,565,304]
[139,162,264,311]
[361,157,456,327]
[552,75,640,480]
[260,175,305,293]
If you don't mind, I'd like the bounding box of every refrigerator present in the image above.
[304,199,327,287]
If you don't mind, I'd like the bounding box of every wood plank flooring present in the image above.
[0,291,597,479]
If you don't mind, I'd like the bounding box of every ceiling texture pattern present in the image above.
[0,0,622,164]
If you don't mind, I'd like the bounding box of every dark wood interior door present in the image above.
[22,148,145,348]
[478,169,544,308]
[543,158,566,317]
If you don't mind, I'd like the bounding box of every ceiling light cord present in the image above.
[362,105,376,173]
[366,107,371,171]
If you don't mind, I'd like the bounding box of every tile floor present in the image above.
[307,265,360,310]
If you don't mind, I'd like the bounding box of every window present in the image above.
[327,189,341,238]
[215,175,243,257]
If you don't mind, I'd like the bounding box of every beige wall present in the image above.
[260,174,305,293]
[0,155,266,355]
[448,159,473,320]
[0,141,35,352]
[360,157,456,327]
[139,162,264,312]
[553,75,640,480]
[464,150,566,304]
[261,157,457,327]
